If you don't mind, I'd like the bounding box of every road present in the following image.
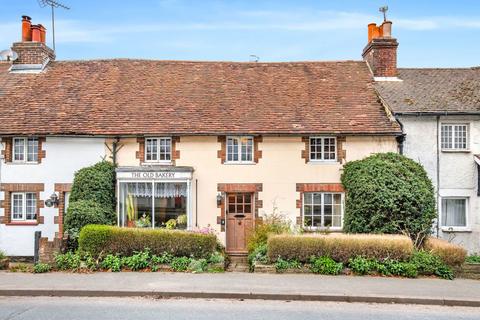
[0,297,478,320]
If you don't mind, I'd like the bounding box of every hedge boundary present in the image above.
[267,234,414,263]
[78,225,217,259]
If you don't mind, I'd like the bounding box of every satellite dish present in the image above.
[0,49,18,61]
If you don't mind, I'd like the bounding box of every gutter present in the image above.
[394,111,480,116]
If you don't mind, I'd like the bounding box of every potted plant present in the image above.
[126,194,136,228]
[135,213,151,228]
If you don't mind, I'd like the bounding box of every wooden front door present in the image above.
[226,193,254,254]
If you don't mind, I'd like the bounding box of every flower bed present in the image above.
[249,234,464,280]
[78,225,217,258]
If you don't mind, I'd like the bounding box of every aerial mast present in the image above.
[37,0,70,52]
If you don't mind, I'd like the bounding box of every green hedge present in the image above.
[267,234,414,263]
[78,225,217,259]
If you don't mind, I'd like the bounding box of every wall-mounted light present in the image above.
[45,192,59,207]
[216,192,224,206]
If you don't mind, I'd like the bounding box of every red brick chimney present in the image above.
[362,20,398,78]
[12,16,55,67]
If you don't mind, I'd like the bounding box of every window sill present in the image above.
[141,162,173,166]
[441,227,472,233]
[307,161,339,165]
[7,162,40,165]
[303,227,343,232]
[441,149,471,153]
[223,162,256,165]
[5,221,39,226]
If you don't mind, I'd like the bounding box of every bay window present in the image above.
[303,192,343,229]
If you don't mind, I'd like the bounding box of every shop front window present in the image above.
[119,182,187,229]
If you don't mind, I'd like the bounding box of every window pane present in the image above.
[441,198,467,227]
[304,193,313,205]
[454,125,467,149]
[324,215,332,227]
[332,215,342,227]
[313,216,322,227]
[304,216,312,227]
[159,138,172,161]
[313,193,321,205]
[313,205,321,216]
[441,125,452,149]
[304,205,311,215]
[12,194,24,220]
[27,138,38,162]
[324,193,332,204]
[26,193,37,220]
[146,138,158,161]
[13,138,25,161]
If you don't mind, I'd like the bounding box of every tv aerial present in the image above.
[0,49,18,61]
[379,6,388,22]
[249,55,259,62]
[37,0,70,52]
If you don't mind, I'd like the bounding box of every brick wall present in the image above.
[39,237,64,264]
[362,38,398,78]
[11,42,55,65]
[54,183,72,237]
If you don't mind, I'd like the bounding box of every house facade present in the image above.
[0,16,401,257]
[371,23,480,253]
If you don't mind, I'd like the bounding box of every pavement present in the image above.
[2,297,480,320]
[0,271,479,307]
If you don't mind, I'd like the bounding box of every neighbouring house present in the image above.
[0,16,401,258]
[371,21,480,253]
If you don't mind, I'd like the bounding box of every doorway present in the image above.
[226,193,254,254]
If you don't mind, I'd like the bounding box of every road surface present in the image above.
[0,297,478,320]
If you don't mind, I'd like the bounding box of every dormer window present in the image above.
[13,137,38,163]
[145,137,172,163]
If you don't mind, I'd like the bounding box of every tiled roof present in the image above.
[375,68,480,114]
[0,59,400,136]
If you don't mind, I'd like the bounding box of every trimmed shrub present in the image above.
[341,153,436,246]
[64,200,112,239]
[267,234,413,263]
[78,225,217,259]
[69,161,116,213]
[423,238,467,266]
[309,256,343,275]
[247,210,291,253]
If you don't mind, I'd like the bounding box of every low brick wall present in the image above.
[38,237,65,264]
[456,263,480,280]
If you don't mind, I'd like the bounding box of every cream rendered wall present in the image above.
[115,135,397,244]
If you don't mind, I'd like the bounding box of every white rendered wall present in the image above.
[400,115,480,253]
[0,137,106,256]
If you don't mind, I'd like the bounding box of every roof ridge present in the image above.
[52,59,366,65]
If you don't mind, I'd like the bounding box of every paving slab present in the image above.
[0,271,479,306]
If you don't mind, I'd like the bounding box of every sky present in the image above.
[0,0,479,67]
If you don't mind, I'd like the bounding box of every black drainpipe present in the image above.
[395,117,406,155]
[112,137,120,166]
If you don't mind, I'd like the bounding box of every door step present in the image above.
[226,255,249,272]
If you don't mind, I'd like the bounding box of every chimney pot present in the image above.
[38,24,46,43]
[368,23,376,42]
[21,15,32,42]
[31,25,41,42]
[382,21,392,38]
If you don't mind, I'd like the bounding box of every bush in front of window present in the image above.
[78,225,217,259]
[341,152,436,247]
[423,238,466,266]
[267,234,414,263]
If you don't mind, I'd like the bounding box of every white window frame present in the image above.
[144,137,172,163]
[302,192,344,230]
[12,137,39,163]
[225,136,254,164]
[309,136,337,162]
[10,192,37,221]
[440,123,469,151]
[440,197,469,231]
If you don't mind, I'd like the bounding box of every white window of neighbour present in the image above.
[441,124,468,150]
[303,192,343,229]
[310,137,336,161]
[441,198,467,228]
[13,137,38,163]
[145,138,171,162]
[11,192,37,221]
[226,136,254,163]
